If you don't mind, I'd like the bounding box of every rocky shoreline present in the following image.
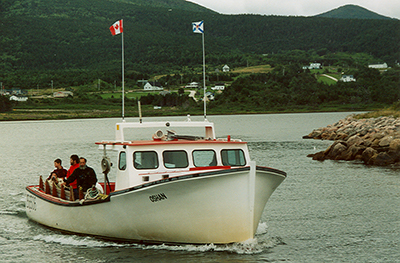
[304,116,400,166]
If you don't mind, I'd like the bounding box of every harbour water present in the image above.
[0,112,399,262]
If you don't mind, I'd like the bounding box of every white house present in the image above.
[53,91,73,98]
[340,75,356,82]
[222,65,230,72]
[11,88,23,95]
[303,63,321,70]
[368,63,388,69]
[185,82,199,89]
[9,95,28,102]
[206,92,214,101]
[211,83,225,91]
[144,81,163,91]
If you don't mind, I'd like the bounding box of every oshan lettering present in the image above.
[149,193,168,202]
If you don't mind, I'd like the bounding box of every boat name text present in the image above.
[26,194,37,211]
[149,193,168,203]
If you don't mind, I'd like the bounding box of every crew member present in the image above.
[63,157,97,199]
[65,154,80,193]
[47,158,67,181]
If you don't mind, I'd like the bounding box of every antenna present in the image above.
[138,101,142,123]
[202,27,207,120]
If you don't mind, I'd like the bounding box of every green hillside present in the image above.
[110,0,215,12]
[315,4,395,20]
[0,0,399,90]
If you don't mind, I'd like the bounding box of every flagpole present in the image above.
[202,28,206,120]
[121,20,125,121]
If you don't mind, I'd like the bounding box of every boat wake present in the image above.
[0,193,27,218]
[32,234,128,248]
[31,222,285,255]
[140,234,285,255]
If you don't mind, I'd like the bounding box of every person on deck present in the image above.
[47,158,67,181]
[62,157,97,199]
[64,154,80,193]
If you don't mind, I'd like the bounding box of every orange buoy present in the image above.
[79,187,84,200]
[39,176,44,191]
[45,180,50,194]
[52,181,58,197]
[60,185,66,200]
[69,188,75,201]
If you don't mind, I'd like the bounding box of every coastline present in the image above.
[0,107,371,122]
[305,115,400,166]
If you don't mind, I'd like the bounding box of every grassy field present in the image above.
[2,104,205,121]
[231,65,273,74]
[309,68,341,85]
[2,102,392,121]
[316,74,338,85]
[99,90,193,100]
[354,103,400,118]
[99,91,151,99]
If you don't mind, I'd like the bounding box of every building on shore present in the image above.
[144,81,163,91]
[340,75,356,82]
[368,63,388,69]
[185,82,199,89]
[9,95,28,102]
[211,83,225,90]
[53,91,73,98]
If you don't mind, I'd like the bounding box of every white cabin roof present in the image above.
[113,120,216,142]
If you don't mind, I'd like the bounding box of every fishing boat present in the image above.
[26,20,286,244]
[25,115,286,244]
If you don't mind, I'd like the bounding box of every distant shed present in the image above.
[53,91,73,98]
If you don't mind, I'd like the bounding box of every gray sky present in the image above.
[187,0,400,19]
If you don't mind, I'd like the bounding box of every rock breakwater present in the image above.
[304,116,400,166]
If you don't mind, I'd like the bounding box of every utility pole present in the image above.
[51,80,53,95]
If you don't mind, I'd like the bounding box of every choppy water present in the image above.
[0,113,399,262]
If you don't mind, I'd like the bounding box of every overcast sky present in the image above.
[187,0,400,19]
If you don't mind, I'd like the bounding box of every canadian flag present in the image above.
[110,20,123,35]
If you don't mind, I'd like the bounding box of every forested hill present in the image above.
[315,4,395,20]
[1,0,399,87]
[0,0,214,14]
[111,0,214,12]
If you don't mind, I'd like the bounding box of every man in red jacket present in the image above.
[65,154,80,197]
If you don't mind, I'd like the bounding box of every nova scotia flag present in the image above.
[192,21,204,33]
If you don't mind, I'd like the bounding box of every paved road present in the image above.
[188,90,198,101]
[321,74,338,82]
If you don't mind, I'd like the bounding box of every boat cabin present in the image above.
[96,119,251,191]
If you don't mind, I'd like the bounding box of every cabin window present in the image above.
[193,150,217,167]
[119,151,126,170]
[221,149,246,166]
[163,150,188,168]
[133,151,159,169]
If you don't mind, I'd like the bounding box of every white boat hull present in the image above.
[26,165,285,244]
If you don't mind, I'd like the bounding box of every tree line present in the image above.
[1,0,399,90]
[209,65,400,111]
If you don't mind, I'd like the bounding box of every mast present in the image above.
[192,21,206,120]
[202,31,206,120]
[121,20,125,120]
